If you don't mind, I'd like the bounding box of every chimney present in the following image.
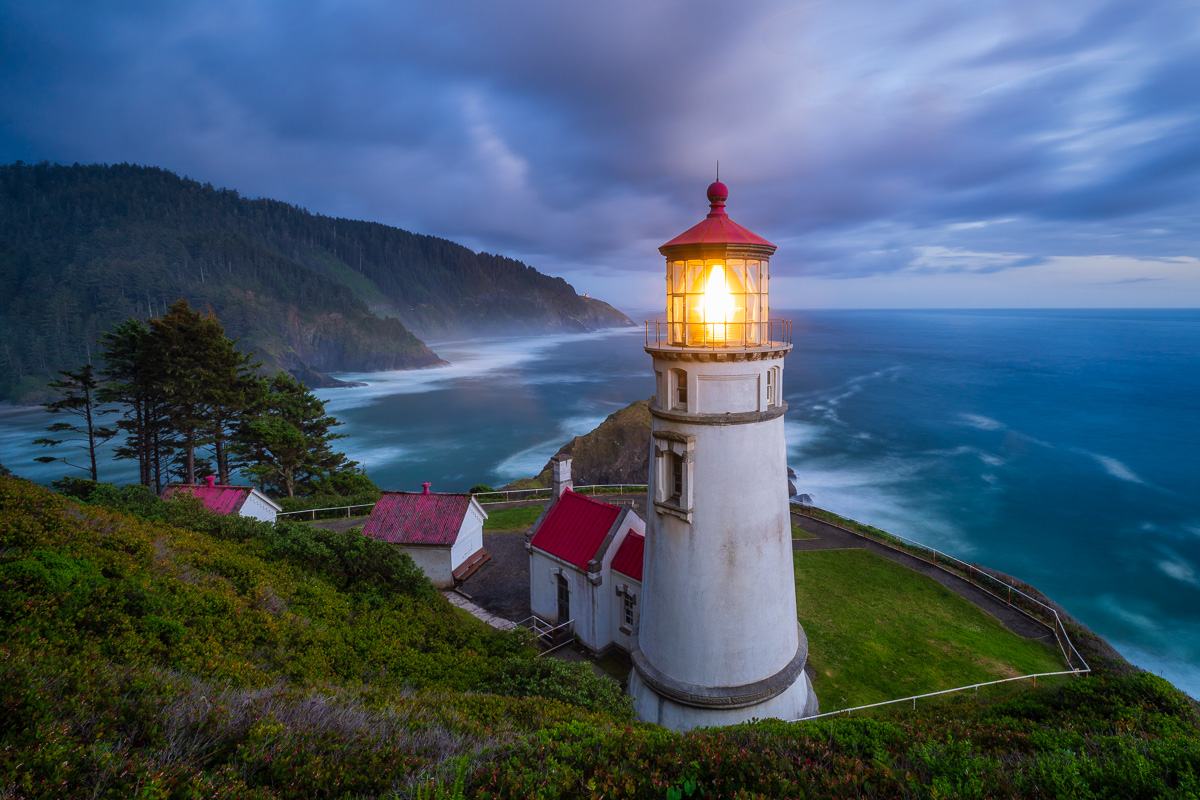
[422,481,431,495]
[551,454,573,498]
[205,475,216,488]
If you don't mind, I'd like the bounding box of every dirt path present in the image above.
[792,513,1056,644]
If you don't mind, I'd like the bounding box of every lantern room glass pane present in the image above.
[672,261,685,293]
[745,260,759,294]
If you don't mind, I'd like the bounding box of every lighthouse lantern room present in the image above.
[629,180,818,730]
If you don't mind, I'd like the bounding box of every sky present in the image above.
[2,0,1199,309]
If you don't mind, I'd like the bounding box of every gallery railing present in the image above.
[645,318,792,350]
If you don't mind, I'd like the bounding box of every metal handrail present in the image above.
[277,503,377,520]
[796,670,1084,722]
[793,506,1090,674]
[516,616,576,657]
[786,506,1093,722]
[273,485,648,520]
[474,484,648,505]
[645,318,792,350]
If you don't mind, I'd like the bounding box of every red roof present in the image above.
[660,181,776,251]
[529,490,621,570]
[611,531,644,581]
[362,491,473,546]
[163,483,252,515]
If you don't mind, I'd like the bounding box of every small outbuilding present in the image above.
[527,486,645,655]
[162,476,282,523]
[361,483,490,588]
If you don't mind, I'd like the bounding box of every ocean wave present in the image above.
[1084,451,1145,485]
[492,439,561,482]
[959,413,1005,431]
[1156,551,1199,587]
[317,327,644,412]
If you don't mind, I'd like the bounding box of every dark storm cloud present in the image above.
[1,0,1198,297]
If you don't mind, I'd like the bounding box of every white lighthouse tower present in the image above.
[628,180,818,730]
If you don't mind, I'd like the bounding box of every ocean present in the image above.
[2,308,1197,697]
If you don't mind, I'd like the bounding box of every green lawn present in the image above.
[483,504,545,533]
[791,521,816,539]
[794,549,1065,710]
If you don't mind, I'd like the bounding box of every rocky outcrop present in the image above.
[506,399,653,489]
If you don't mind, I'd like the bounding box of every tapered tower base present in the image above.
[628,658,818,731]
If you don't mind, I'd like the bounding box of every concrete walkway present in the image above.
[791,512,1056,645]
[442,589,518,631]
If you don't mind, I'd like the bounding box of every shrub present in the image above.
[483,657,633,720]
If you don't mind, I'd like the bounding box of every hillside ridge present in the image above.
[0,161,632,402]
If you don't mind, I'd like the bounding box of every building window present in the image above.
[623,594,636,627]
[557,574,570,623]
[652,430,694,521]
[672,368,688,410]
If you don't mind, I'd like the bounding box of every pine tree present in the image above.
[97,319,172,491]
[232,372,355,498]
[32,364,116,481]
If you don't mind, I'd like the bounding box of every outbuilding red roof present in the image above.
[611,531,644,582]
[163,483,253,515]
[362,491,473,546]
[660,181,776,251]
[529,490,621,571]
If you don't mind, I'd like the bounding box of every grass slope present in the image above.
[3,477,1198,798]
[797,549,1065,709]
[482,505,544,533]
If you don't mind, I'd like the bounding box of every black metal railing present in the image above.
[645,319,792,349]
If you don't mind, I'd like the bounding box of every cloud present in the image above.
[2,0,1199,305]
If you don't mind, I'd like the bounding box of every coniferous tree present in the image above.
[97,319,171,491]
[232,372,355,498]
[32,364,116,481]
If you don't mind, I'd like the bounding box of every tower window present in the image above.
[652,430,695,522]
[766,366,778,407]
[672,369,688,410]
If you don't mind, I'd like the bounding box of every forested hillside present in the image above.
[0,162,631,403]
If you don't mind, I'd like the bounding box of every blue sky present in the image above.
[2,0,1198,309]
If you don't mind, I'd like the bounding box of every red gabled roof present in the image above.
[611,531,644,581]
[529,490,621,571]
[361,491,472,546]
[163,483,252,515]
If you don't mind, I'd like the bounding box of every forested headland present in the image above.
[0,162,632,403]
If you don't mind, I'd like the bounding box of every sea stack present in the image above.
[628,179,818,730]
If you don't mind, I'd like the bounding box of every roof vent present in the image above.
[422,482,431,495]
[205,475,216,488]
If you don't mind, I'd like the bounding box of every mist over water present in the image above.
[2,309,1197,697]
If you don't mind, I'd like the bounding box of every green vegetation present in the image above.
[483,504,545,533]
[796,549,1066,708]
[791,520,817,539]
[0,476,626,798]
[3,476,1198,798]
[0,162,629,403]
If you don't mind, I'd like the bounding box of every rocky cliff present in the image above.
[508,399,652,489]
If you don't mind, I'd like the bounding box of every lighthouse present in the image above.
[628,180,818,730]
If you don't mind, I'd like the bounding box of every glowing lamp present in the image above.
[654,180,780,348]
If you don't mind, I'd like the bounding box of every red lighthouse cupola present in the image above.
[655,182,781,348]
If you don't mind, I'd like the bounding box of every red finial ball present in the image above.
[707,180,729,203]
